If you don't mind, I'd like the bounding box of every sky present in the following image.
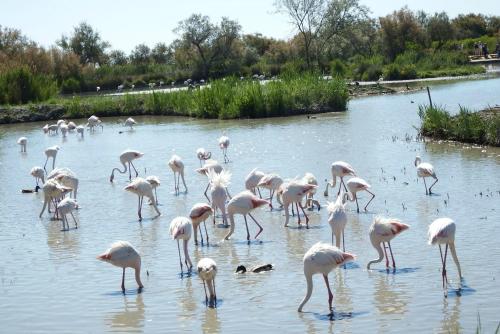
[1,0,499,53]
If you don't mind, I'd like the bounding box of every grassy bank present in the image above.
[419,105,500,146]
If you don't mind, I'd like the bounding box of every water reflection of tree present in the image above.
[105,293,145,331]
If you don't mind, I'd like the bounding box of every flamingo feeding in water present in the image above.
[428,218,462,296]
[302,173,321,210]
[87,115,103,132]
[189,203,213,245]
[298,243,355,314]
[97,241,144,292]
[57,198,78,231]
[39,179,72,218]
[124,177,161,221]
[169,217,193,273]
[30,166,45,191]
[324,161,356,197]
[367,216,409,270]
[60,123,68,137]
[224,191,269,241]
[218,134,230,163]
[415,156,438,195]
[168,155,187,194]
[257,173,283,209]
[327,192,348,250]
[110,150,144,182]
[76,125,85,137]
[208,169,231,227]
[245,168,265,198]
[48,168,79,200]
[281,180,316,228]
[125,117,137,129]
[345,177,375,213]
[196,148,211,167]
[196,159,223,201]
[17,137,27,152]
[67,121,77,130]
[145,176,160,205]
[44,145,59,171]
[197,258,217,305]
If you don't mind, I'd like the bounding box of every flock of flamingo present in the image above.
[18,115,461,314]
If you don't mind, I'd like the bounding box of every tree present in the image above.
[57,22,110,65]
[151,42,172,64]
[129,44,151,65]
[426,12,455,47]
[452,14,487,39]
[108,50,128,66]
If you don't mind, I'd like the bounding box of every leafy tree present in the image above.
[57,22,110,65]
[108,50,128,66]
[129,44,151,65]
[452,14,487,39]
[426,12,455,47]
[151,42,172,64]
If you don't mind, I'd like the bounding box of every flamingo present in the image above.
[302,173,320,210]
[367,217,409,270]
[97,241,144,292]
[415,156,438,195]
[189,203,213,245]
[39,179,72,218]
[125,117,137,129]
[168,155,187,194]
[145,176,160,205]
[197,258,217,305]
[30,166,45,191]
[324,161,356,197]
[257,173,284,209]
[60,123,68,137]
[57,119,66,127]
[281,181,316,228]
[245,168,265,197]
[225,191,269,241]
[196,159,223,202]
[124,177,161,221]
[196,148,211,167]
[87,115,103,132]
[208,170,231,227]
[57,198,78,231]
[48,168,79,200]
[46,124,58,135]
[218,134,230,163]
[428,218,462,296]
[327,192,348,250]
[96,86,101,93]
[42,124,49,134]
[67,121,77,130]
[298,243,356,313]
[76,125,85,137]
[345,177,375,213]
[17,137,27,152]
[169,217,193,273]
[43,145,59,171]
[110,150,144,182]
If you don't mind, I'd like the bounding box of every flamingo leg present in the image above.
[443,244,449,293]
[177,173,181,194]
[43,157,49,171]
[154,188,158,205]
[130,161,139,177]
[331,232,334,245]
[342,232,345,253]
[204,183,210,202]
[203,281,208,304]
[269,189,274,209]
[177,239,184,274]
[364,190,375,212]
[248,213,263,239]
[323,274,334,313]
[388,241,396,268]
[383,242,389,268]
[173,172,177,194]
[299,202,309,228]
[355,195,360,213]
[137,196,142,221]
[70,212,78,229]
[121,268,126,292]
[257,187,262,199]
[203,220,209,245]
[429,178,438,194]
[423,177,428,195]
[213,279,217,304]
[243,215,250,241]
[128,162,132,180]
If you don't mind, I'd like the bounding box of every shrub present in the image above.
[0,67,58,105]
[61,78,81,94]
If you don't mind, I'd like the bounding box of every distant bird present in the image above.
[415,156,438,195]
[302,173,320,210]
[218,134,230,163]
[39,179,72,218]
[67,121,77,130]
[57,119,66,127]
[197,258,217,305]
[45,124,58,135]
[298,243,355,313]
[345,177,375,213]
[196,148,212,167]
[42,124,49,134]
[17,137,27,152]
[48,168,79,200]
[145,176,160,205]
[367,217,409,270]
[169,217,193,273]
[76,125,85,137]
[168,155,187,194]
[208,170,231,227]
[110,150,144,182]
[324,161,356,197]
[124,177,161,221]
[96,86,101,93]
[327,192,348,250]
[225,191,269,241]
[57,198,78,231]
[125,117,137,129]
[60,123,68,137]
[30,166,45,191]
[87,115,103,132]
[196,159,223,202]
[428,218,462,296]
[97,241,144,292]
[257,173,284,209]
[117,84,124,92]
[245,168,265,198]
[189,203,213,245]
[280,181,316,228]
[44,145,59,171]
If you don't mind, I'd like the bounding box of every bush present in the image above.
[0,67,58,105]
[61,78,81,94]
[330,59,347,78]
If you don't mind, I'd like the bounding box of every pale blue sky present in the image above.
[1,0,498,52]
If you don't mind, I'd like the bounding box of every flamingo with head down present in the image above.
[110,150,144,182]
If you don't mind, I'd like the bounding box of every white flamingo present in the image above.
[110,150,144,182]
[39,179,72,218]
[47,168,79,200]
[30,166,45,191]
[169,217,193,273]
[60,123,68,137]
[298,243,355,313]
[57,198,78,231]
[145,176,160,204]
[197,258,217,305]
[324,161,356,197]
[17,137,27,152]
[124,177,161,221]
[218,134,230,163]
[87,115,103,132]
[345,177,375,213]
[97,241,144,292]
[280,180,316,228]
[168,155,187,194]
[208,169,231,227]
[367,217,409,270]
[189,203,213,245]
[428,218,462,296]
[302,173,320,210]
[327,192,348,250]
[415,156,438,195]
[196,148,211,167]
[76,125,85,137]
[257,173,284,209]
[225,191,269,241]
[46,124,59,135]
[44,145,59,171]
[125,117,137,129]
[196,159,223,202]
[245,168,265,197]
[67,121,77,130]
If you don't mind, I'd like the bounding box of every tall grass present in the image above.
[0,67,58,105]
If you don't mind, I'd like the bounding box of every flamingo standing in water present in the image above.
[169,217,193,274]
[48,168,79,200]
[298,243,355,313]
[302,173,321,210]
[60,123,68,138]
[30,166,45,191]
[17,137,27,152]
[145,176,160,204]
[324,161,356,197]
[87,115,103,132]
[67,121,77,131]
[124,177,161,221]
[415,156,438,195]
[197,258,217,305]
[39,179,72,218]
[218,134,230,163]
[44,146,59,171]
[189,203,213,245]
[196,148,211,167]
[196,159,223,201]
[57,198,78,231]
[110,150,144,182]
[428,218,462,296]
[224,191,269,241]
[367,217,409,270]
[345,177,375,213]
[257,173,284,209]
[76,125,85,138]
[125,117,137,129]
[245,168,265,197]
[208,170,231,227]
[168,155,187,194]
[327,192,348,250]
[97,241,144,292]
[280,181,316,228]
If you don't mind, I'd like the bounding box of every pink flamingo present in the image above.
[208,170,231,227]
[57,198,78,231]
[169,217,193,273]
[168,155,187,194]
[196,159,223,202]
[257,173,283,209]
[327,192,348,249]
[245,168,265,197]
[196,148,211,167]
[302,173,320,210]
[17,137,27,152]
[345,177,375,213]
[415,156,438,195]
[124,177,161,221]
[218,134,230,163]
[145,175,160,205]
[110,150,144,182]
[324,161,356,197]
[280,181,316,228]
[30,166,45,191]
[224,191,270,241]
[189,203,214,246]
[367,216,409,270]
[197,258,217,305]
[39,179,72,218]
[44,146,59,171]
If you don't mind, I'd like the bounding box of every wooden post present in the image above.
[426,86,433,108]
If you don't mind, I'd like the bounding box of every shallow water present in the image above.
[1,77,499,333]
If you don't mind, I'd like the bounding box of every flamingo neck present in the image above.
[224,213,235,240]
[449,243,462,279]
[135,265,144,288]
[112,161,128,176]
[367,241,384,269]
[298,273,313,312]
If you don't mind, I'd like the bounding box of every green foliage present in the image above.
[61,77,81,94]
[330,59,347,78]
[0,67,58,104]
